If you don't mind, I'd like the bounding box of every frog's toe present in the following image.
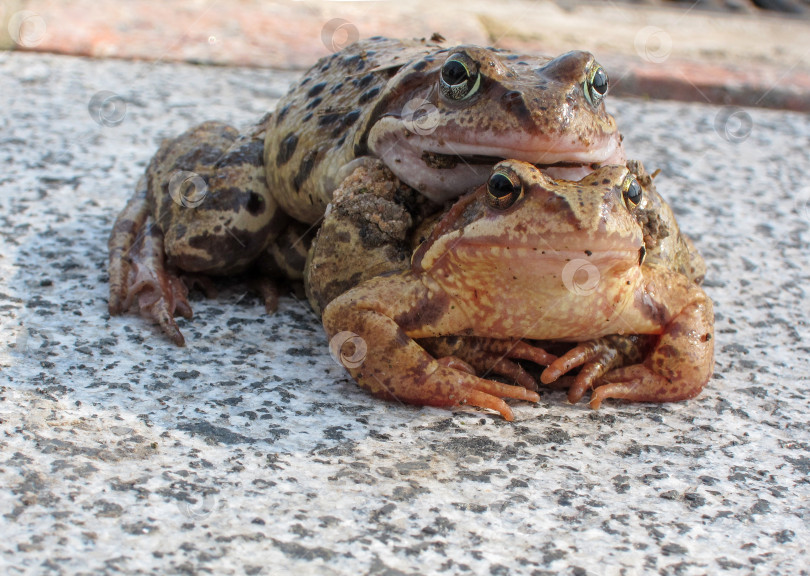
[485,358,538,392]
[541,335,654,404]
[140,291,187,347]
[424,363,540,421]
[590,362,706,409]
[438,351,538,391]
[542,342,618,404]
[589,365,668,409]
[249,277,280,314]
[454,373,540,421]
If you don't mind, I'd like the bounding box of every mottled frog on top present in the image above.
[108,36,624,345]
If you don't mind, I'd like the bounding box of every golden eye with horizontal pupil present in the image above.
[486,168,523,209]
[583,63,609,107]
[440,53,481,101]
[621,174,643,208]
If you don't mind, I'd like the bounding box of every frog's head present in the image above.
[366,47,624,203]
[412,160,646,338]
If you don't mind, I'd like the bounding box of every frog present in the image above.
[108,37,625,345]
[321,160,715,420]
[305,157,706,316]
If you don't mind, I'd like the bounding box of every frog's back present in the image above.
[265,37,441,224]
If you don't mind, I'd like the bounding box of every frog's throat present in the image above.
[368,122,625,203]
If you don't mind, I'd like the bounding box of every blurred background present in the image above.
[2,0,809,111]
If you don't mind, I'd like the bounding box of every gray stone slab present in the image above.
[0,51,808,575]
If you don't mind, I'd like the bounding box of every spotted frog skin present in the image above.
[322,161,714,420]
[108,37,624,345]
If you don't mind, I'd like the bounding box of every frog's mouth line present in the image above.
[420,151,594,172]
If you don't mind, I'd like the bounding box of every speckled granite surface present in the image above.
[0,51,808,575]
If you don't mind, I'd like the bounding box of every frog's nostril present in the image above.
[502,90,523,103]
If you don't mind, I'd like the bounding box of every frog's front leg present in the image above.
[322,274,540,420]
[545,266,715,409]
[305,159,439,315]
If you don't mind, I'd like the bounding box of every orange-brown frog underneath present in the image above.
[322,160,714,420]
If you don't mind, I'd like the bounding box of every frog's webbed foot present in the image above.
[421,337,556,393]
[544,276,714,409]
[124,217,192,346]
[541,335,653,404]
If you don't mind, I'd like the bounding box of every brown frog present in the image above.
[322,160,714,420]
[108,37,624,345]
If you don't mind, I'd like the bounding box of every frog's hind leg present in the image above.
[108,176,192,345]
[108,175,149,316]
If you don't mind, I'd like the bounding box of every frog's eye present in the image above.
[486,168,523,209]
[621,174,643,209]
[583,62,609,107]
[440,53,481,101]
